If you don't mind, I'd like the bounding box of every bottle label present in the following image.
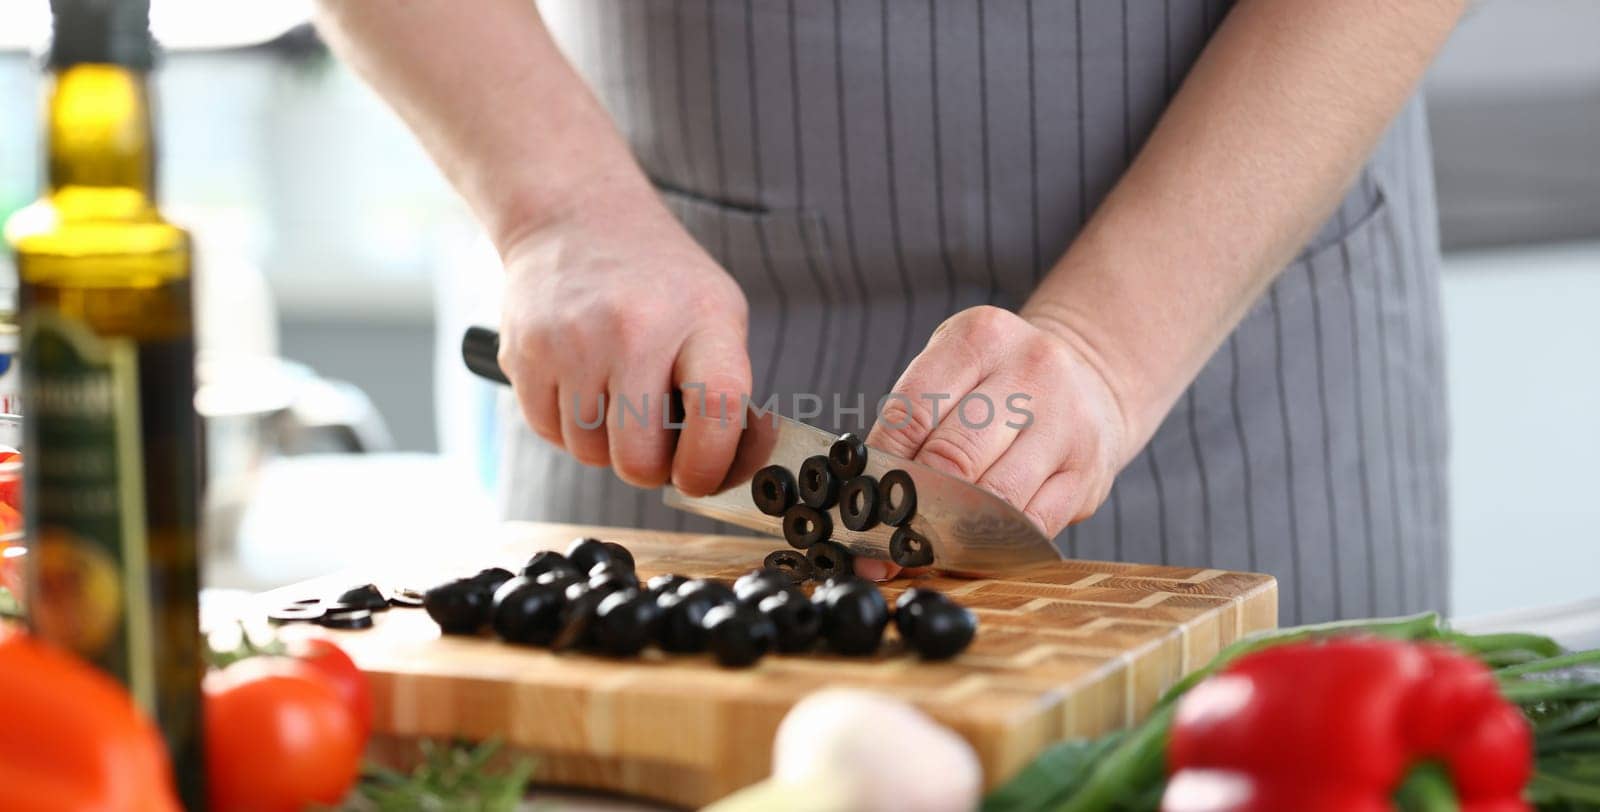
[20,311,154,712]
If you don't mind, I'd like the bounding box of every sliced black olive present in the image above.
[733,569,792,608]
[387,588,426,608]
[645,573,690,598]
[828,433,869,480]
[318,607,374,630]
[471,567,516,595]
[602,542,636,574]
[758,588,822,653]
[424,578,495,635]
[751,465,798,516]
[816,578,889,656]
[878,469,918,526]
[838,476,881,532]
[762,550,813,584]
[676,578,738,605]
[889,527,935,569]
[336,584,390,612]
[782,504,832,550]
[534,565,583,590]
[703,604,777,668]
[805,540,854,583]
[491,577,565,646]
[522,550,570,579]
[892,587,954,640]
[655,590,725,653]
[592,589,661,657]
[907,601,978,660]
[797,455,839,510]
[564,537,614,575]
[268,602,325,625]
[587,561,640,589]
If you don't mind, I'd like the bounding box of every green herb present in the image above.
[344,739,535,812]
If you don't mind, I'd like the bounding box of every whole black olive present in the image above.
[751,465,798,516]
[817,579,889,656]
[762,550,813,584]
[587,561,640,589]
[782,504,832,550]
[758,588,822,653]
[491,577,566,646]
[828,433,869,480]
[521,550,570,579]
[592,589,661,657]
[645,573,690,598]
[336,583,389,612]
[676,578,738,605]
[878,469,918,526]
[806,540,854,583]
[811,573,867,609]
[797,455,839,510]
[565,537,614,575]
[471,567,516,594]
[552,581,613,651]
[892,587,954,640]
[655,590,726,653]
[535,564,583,590]
[602,542,636,573]
[423,578,495,635]
[838,476,880,532]
[703,604,777,668]
[907,601,978,660]
[733,569,792,607]
[889,527,935,569]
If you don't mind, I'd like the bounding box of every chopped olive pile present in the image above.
[266,581,436,630]
[758,433,932,570]
[386,536,977,668]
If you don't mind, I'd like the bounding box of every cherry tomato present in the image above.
[204,657,363,812]
[287,638,372,739]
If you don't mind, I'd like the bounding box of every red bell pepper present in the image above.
[1163,637,1532,812]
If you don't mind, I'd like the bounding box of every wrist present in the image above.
[492,160,664,260]
[1020,301,1159,468]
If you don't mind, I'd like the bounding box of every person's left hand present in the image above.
[861,306,1134,579]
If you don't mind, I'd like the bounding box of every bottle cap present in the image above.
[48,0,155,70]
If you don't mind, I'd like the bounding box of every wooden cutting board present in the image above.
[256,521,1277,808]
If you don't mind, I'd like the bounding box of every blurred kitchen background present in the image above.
[0,1,1594,624]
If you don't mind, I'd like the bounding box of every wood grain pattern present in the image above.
[256,522,1277,808]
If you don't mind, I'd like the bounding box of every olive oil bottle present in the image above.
[4,0,203,805]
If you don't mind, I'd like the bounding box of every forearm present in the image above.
[311,0,657,253]
[1022,0,1462,456]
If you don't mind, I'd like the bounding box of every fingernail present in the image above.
[855,559,893,582]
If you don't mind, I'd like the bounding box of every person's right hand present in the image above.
[496,189,752,496]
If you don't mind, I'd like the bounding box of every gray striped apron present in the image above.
[503,0,1450,624]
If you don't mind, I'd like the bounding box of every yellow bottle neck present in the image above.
[46,63,156,215]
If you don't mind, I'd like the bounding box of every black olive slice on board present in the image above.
[877,469,918,527]
[602,542,636,574]
[806,540,854,583]
[268,602,325,625]
[318,605,375,630]
[828,433,869,480]
[763,550,813,584]
[782,505,832,550]
[889,526,935,569]
[336,584,390,612]
[838,476,881,532]
[797,455,839,510]
[751,465,798,516]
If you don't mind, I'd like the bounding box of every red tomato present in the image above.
[287,638,372,739]
[204,658,363,812]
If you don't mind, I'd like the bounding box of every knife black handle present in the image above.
[463,326,691,427]
[461,326,510,385]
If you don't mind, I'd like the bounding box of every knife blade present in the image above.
[462,326,1064,574]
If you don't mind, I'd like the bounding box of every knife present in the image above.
[462,326,1063,574]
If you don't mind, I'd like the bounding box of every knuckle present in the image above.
[952,305,1017,344]
[916,431,985,481]
[873,397,935,451]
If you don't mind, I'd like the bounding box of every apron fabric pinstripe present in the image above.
[502,0,1450,625]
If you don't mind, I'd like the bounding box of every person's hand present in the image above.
[862,306,1134,579]
[497,190,751,496]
